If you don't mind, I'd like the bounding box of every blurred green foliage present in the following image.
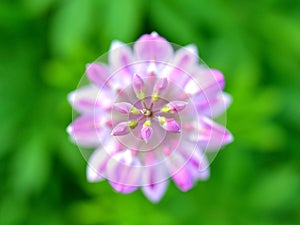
[0,0,300,224]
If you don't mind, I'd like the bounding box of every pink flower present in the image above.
[67,32,233,203]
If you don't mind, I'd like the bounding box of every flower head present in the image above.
[67,32,233,203]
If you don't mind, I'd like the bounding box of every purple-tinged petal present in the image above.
[162,45,198,87]
[86,63,110,87]
[142,181,168,203]
[87,144,118,182]
[172,44,198,72]
[110,182,139,194]
[198,117,233,151]
[165,153,194,191]
[186,149,210,180]
[194,93,232,118]
[134,32,173,62]
[142,152,169,202]
[68,85,114,113]
[176,44,198,62]
[172,166,194,192]
[67,115,108,147]
[109,40,134,70]
[184,68,225,97]
[107,150,141,193]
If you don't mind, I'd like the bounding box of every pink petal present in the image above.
[165,153,194,192]
[86,63,110,87]
[187,149,210,180]
[142,181,168,203]
[161,45,198,88]
[174,45,198,68]
[68,85,114,114]
[142,153,168,202]
[67,115,108,147]
[184,68,225,97]
[172,166,194,192]
[134,32,173,62]
[198,117,233,151]
[194,93,232,118]
[106,151,141,193]
[87,146,118,182]
[110,182,139,194]
[109,40,134,70]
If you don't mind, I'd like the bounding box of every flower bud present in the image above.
[158,117,181,133]
[114,102,139,114]
[133,74,145,99]
[141,120,153,143]
[111,120,138,136]
[161,101,187,113]
[152,77,168,102]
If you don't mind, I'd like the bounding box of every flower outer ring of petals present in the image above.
[67,32,233,203]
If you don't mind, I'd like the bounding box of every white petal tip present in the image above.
[227,132,234,143]
[67,92,75,104]
[185,44,198,56]
[66,125,72,134]
[110,40,124,50]
[151,31,159,37]
[87,169,104,182]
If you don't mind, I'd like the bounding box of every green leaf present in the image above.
[103,0,145,43]
[50,0,92,57]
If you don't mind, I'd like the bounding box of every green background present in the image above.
[1,0,300,224]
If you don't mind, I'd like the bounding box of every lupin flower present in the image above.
[67,32,233,203]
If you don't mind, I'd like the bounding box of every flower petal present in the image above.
[142,152,169,202]
[198,117,233,151]
[87,143,118,182]
[142,181,168,203]
[109,40,134,70]
[134,32,173,62]
[67,115,108,147]
[165,153,194,192]
[184,68,225,97]
[86,63,110,87]
[160,45,198,88]
[172,166,194,192]
[68,85,114,114]
[187,149,210,180]
[194,93,232,118]
[106,150,141,193]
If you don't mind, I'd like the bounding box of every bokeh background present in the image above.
[1,0,300,224]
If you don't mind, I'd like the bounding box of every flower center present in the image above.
[111,76,188,146]
[140,102,153,117]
